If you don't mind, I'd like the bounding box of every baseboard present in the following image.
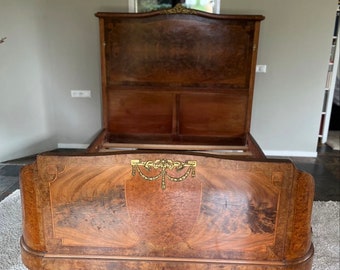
[264,150,318,157]
[57,143,89,149]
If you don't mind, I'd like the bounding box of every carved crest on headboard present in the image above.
[160,4,198,15]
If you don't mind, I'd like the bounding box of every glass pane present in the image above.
[184,0,217,13]
[132,0,220,13]
[136,0,172,12]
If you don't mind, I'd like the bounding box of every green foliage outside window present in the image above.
[137,0,172,12]
[136,0,215,13]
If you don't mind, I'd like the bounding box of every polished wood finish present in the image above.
[20,153,314,269]
[20,5,315,270]
[88,5,265,154]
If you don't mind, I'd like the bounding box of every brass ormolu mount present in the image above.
[160,3,198,15]
[131,159,197,190]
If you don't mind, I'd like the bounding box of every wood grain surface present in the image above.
[20,153,314,269]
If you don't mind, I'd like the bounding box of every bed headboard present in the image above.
[95,5,264,146]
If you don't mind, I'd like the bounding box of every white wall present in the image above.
[220,0,337,156]
[44,1,128,147]
[0,0,56,162]
[0,0,126,162]
[0,0,337,162]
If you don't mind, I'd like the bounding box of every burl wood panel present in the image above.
[104,16,254,88]
[20,153,314,269]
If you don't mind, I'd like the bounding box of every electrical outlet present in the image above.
[71,90,92,98]
[256,65,267,73]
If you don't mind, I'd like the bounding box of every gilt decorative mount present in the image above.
[131,159,197,190]
[160,4,197,15]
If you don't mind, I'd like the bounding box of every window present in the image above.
[129,0,220,13]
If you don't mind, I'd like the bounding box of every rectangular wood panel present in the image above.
[104,16,254,88]
[107,90,174,135]
[179,92,248,137]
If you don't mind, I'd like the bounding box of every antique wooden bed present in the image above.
[20,5,315,270]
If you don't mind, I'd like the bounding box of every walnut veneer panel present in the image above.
[179,92,248,137]
[107,90,174,135]
[95,7,264,143]
[103,17,254,88]
[20,153,314,269]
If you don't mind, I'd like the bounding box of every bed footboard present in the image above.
[20,153,314,270]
